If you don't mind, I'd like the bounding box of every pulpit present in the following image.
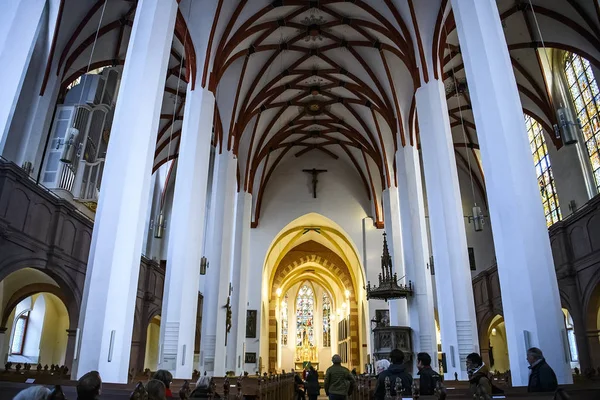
[372,326,412,362]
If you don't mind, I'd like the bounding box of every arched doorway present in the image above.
[487,315,509,373]
[144,316,161,372]
[585,282,600,369]
[261,213,367,373]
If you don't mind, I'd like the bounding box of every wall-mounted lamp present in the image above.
[554,107,579,145]
[200,256,209,275]
[344,289,350,299]
[276,287,282,297]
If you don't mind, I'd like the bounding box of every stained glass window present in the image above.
[10,312,29,355]
[281,293,288,346]
[565,53,600,191]
[296,283,315,347]
[524,115,561,226]
[322,292,331,347]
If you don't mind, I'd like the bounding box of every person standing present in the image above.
[304,366,321,400]
[324,354,355,400]
[374,349,412,399]
[293,368,306,400]
[153,370,174,398]
[416,352,440,395]
[527,347,558,392]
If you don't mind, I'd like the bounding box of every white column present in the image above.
[0,0,45,154]
[228,191,252,374]
[381,189,409,327]
[74,0,178,383]
[159,85,215,378]
[451,0,572,385]
[416,79,478,380]
[396,146,438,368]
[200,150,237,375]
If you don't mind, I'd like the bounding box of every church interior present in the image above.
[1,0,600,398]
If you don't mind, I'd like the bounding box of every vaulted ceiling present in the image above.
[51,0,600,226]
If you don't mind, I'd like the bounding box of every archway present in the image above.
[562,308,579,370]
[0,268,78,367]
[144,316,161,372]
[261,213,367,373]
[487,315,509,373]
[4,293,69,366]
[585,282,600,369]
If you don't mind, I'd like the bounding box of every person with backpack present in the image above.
[374,349,412,399]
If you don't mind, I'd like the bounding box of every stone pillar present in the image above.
[200,151,237,375]
[0,0,45,154]
[64,329,77,372]
[381,189,409,327]
[74,0,177,383]
[228,191,252,374]
[451,0,572,385]
[396,145,439,369]
[416,79,478,380]
[159,84,215,379]
[0,328,8,365]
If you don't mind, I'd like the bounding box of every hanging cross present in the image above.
[302,168,327,198]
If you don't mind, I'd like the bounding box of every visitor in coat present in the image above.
[527,347,558,392]
[13,386,51,400]
[374,349,412,399]
[147,380,167,400]
[324,354,355,400]
[153,370,174,398]
[304,366,321,400]
[77,371,102,400]
[466,353,492,397]
[417,352,441,395]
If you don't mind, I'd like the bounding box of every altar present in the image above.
[294,330,319,371]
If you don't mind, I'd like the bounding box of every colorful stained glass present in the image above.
[296,284,315,346]
[281,294,288,346]
[322,292,331,347]
[525,115,561,226]
[565,53,600,191]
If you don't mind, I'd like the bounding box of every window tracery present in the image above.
[565,53,600,191]
[10,311,29,355]
[524,115,561,226]
[296,283,315,347]
[322,292,331,347]
[281,293,288,346]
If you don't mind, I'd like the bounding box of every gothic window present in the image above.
[563,310,579,362]
[281,293,288,346]
[10,311,29,355]
[565,53,600,191]
[296,283,315,347]
[524,115,561,226]
[322,292,331,347]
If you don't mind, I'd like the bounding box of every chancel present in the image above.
[3,1,600,398]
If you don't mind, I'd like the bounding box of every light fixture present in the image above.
[342,302,347,310]
[365,233,413,301]
[554,107,579,145]
[491,328,497,336]
[153,211,166,238]
[200,256,209,275]
[276,288,282,297]
[60,128,80,164]
[345,289,350,299]
[469,204,484,232]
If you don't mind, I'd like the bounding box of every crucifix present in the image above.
[302,168,327,198]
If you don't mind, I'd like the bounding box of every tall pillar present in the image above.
[396,146,438,368]
[416,79,478,380]
[200,151,237,375]
[0,0,45,154]
[159,84,215,378]
[451,0,572,385]
[381,189,409,327]
[228,191,252,374]
[74,0,178,383]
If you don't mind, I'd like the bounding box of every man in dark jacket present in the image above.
[416,352,440,395]
[374,349,412,399]
[527,347,558,392]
